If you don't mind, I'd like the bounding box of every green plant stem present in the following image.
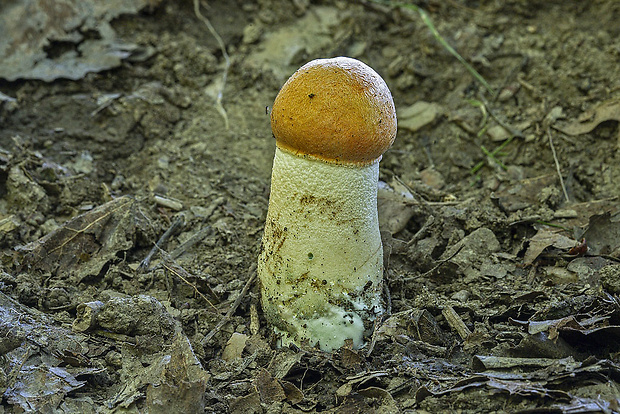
[372,0,495,95]
[471,136,514,175]
[480,145,507,170]
[535,220,570,231]
[466,99,489,138]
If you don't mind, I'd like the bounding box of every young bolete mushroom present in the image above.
[258,57,397,351]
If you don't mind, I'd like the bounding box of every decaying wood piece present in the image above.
[442,305,472,340]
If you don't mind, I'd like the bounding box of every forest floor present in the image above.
[0,0,619,413]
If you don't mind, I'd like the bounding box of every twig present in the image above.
[250,302,260,336]
[169,225,213,260]
[407,215,435,247]
[194,0,230,129]
[160,249,219,312]
[422,244,465,276]
[383,279,392,317]
[484,101,525,139]
[392,175,424,204]
[202,264,257,346]
[365,318,381,357]
[399,244,465,283]
[422,245,464,278]
[138,213,185,271]
[401,244,465,283]
[547,128,570,203]
[442,305,471,340]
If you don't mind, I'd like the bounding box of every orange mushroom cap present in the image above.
[270,57,397,165]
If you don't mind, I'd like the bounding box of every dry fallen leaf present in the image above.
[17,196,137,280]
[254,368,287,404]
[0,0,161,81]
[492,174,558,213]
[221,332,248,362]
[578,211,620,256]
[556,98,620,145]
[523,228,577,266]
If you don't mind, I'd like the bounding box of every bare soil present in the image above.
[1,1,619,413]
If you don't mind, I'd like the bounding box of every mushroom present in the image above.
[258,57,397,351]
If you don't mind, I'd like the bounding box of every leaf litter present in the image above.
[0,0,620,413]
[0,0,162,82]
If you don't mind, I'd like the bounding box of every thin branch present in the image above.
[139,213,185,271]
[169,225,213,260]
[547,128,570,203]
[365,318,381,357]
[202,264,257,346]
[406,215,435,247]
[442,305,471,340]
[400,244,465,283]
[422,244,464,278]
[160,249,220,312]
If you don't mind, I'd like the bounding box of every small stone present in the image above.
[487,125,511,142]
[397,101,442,132]
[420,168,445,190]
[154,195,183,211]
[451,289,470,302]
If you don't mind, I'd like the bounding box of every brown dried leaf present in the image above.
[341,347,362,368]
[18,196,136,279]
[560,198,619,228]
[144,331,209,414]
[556,99,620,136]
[268,351,303,379]
[579,211,620,256]
[492,174,557,213]
[358,386,399,412]
[281,380,304,405]
[527,316,585,335]
[221,332,248,362]
[254,368,286,404]
[229,391,261,414]
[417,375,572,403]
[0,0,162,81]
[523,228,578,266]
[486,378,572,401]
[472,355,574,371]
[112,329,209,411]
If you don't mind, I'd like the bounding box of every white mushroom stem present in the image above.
[258,148,384,351]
